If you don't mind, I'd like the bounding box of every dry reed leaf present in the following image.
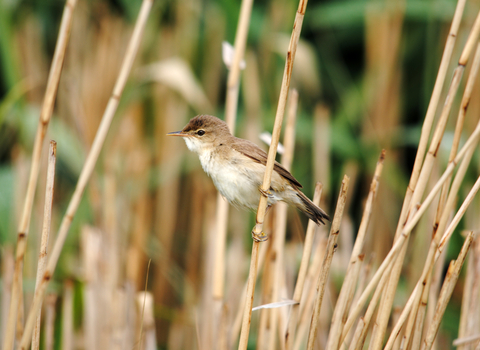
[222,41,246,70]
[259,131,285,154]
[138,58,212,112]
[252,299,299,311]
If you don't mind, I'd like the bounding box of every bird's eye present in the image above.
[197,130,205,136]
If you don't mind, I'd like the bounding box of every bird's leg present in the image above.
[265,204,272,216]
[251,230,268,242]
[259,187,273,198]
[251,205,271,242]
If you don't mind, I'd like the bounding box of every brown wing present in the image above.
[230,137,303,188]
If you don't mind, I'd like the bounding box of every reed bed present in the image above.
[1,0,480,349]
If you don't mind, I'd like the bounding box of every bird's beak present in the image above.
[167,131,192,137]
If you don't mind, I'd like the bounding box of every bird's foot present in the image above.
[251,230,268,242]
[259,187,273,198]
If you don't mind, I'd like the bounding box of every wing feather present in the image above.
[230,138,303,188]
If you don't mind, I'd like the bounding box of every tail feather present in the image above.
[295,190,330,225]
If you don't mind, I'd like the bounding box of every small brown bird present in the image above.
[168,115,330,225]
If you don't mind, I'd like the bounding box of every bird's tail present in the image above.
[294,189,330,225]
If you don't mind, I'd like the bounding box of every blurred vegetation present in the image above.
[1,0,480,348]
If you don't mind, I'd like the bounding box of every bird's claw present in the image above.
[259,187,273,198]
[251,230,268,242]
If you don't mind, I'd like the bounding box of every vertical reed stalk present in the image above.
[211,0,254,346]
[422,232,474,350]
[31,141,56,350]
[383,174,480,350]
[372,8,480,347]
[307,175,349,349]
[18,2,152,348]
[44,294,57,350]
[61,280,74,350]
[2,1,77,348]
[457,235,480,350]
[237,0,309,348]
[285,182,323,350]
[266,89,298,350]
[1,247,14,341]
[136,292,157,350]
[327,150,385,350]
[213,0,254,299]
[211,0,253,348]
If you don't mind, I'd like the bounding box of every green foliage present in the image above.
[0,165,14,243]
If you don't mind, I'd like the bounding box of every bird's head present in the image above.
[167,115,231,154]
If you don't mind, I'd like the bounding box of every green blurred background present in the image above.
[1,0,479,348]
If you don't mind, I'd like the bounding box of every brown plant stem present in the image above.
[327,150,385,350]
[31,141,57,350]
[265,89,299,350]
[384,174,480,350]
[422,232,474,350]
[17,1,153,348]
[372,7,479,347]
[237,0,309,348]
[284,182,323,350]
[213,0,254,300]
[307,175,350,349]
[2,1,77,348]
[211,0,254,346]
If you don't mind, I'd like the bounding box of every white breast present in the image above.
[197,148,280,210]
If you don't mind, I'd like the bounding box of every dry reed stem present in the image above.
[212,0,254,344]
[314,105,331,198]
[61,280,74,350]
[411,129,479,348]
[237,240,261,350]
[17,1,152,348]
[238,0,308,347]
[408,8,480,213]
[31,141,56,350]
[293,228,328,350]
[44,295,57,350]
[307,175,350,350]
[454,335,480,347]
[81,226,101,350]
[265,89,299,350]
[339,205,420,344]
[136,292,157,350]
[424,242,448,350]
[377,34,476,348]
[384,174,480,350]
[370,1,466,346]
[212,0,254,301]
[251,0,308,238]
[327,150,385,350]
[404,0,465,207]
[445,42,480,183]
[225,0,253,129]
[421,232,474,350]
[409,264,431,349]
[405,146,475,348]
[459,10,480,65]
[422,42,480,350]
[1,248,14,341]
[230,242,269,346]
[437,176,480,254]
[2,1,77,348]
[285,182,323,350]
[348,271,390,350]
[375,71,480,350]
[457,236,480,350]
[344,255,369,347]
[256,230,275,349]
